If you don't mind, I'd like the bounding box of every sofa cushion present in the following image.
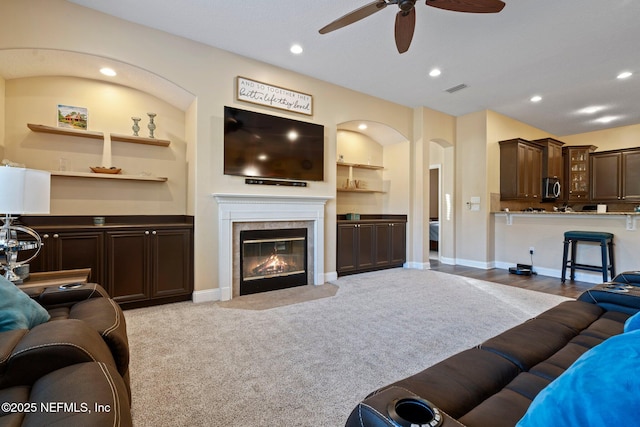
[516,329,640,427]
[0,276,50,332]
[624,310,640,332]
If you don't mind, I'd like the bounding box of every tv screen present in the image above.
[223,106,324,181]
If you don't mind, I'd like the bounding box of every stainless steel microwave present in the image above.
[542,177,561,201]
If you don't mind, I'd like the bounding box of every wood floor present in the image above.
[428,259,593,299]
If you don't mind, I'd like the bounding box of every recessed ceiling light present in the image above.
[578,106,605,115]
[617,71,633,79]
[99,67,116,77]
[530,95,542,103]
[290,44,303,55]
[594,116,619,124]
[429,68,441,77]
[358,124,367,130]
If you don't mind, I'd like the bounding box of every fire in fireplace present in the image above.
[240,228,308,295]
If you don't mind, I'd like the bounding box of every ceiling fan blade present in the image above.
[425,0,505,13]
[394,8,416,54]
[319,0,389,34]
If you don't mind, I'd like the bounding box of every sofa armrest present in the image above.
[0,319,117,389]
[345,386,462,427]
[578,284,640,314]
[34,283,110,308]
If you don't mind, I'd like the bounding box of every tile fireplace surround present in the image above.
[212,194,331,301]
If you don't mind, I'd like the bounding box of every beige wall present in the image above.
[1,0,414,295]
[562,123,640,152]
[4,76,187,215]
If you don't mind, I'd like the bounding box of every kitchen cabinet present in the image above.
[499,138,543,200]
[337,216,407,276]
[534,138,565,198]
[563,145,596,201]
[21,215,193,309]
[591,148,640,202]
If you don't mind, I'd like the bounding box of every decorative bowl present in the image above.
[90,166,121,174]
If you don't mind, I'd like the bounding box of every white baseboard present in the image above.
[455,258,495,270]
[494,261,606,284]
[405,261,430,270]
[192,288,220,303]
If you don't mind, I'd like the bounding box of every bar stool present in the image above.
[561,231,615,283]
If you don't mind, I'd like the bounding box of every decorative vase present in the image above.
[147,112,157,138]
[131,117,141,136]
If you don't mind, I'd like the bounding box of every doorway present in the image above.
[429,165,440,260]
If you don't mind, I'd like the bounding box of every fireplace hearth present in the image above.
[240,228,308,295]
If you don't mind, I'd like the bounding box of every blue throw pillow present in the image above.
[0,275,50,332]
[624,311,640,333]
[517,329,640,427]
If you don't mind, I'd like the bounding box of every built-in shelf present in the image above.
[337,188,385,193]
[337,161,384,170]
[28,123,170,147]
[27,123,103,139]
[50,171,168,182]
[109,133,170,147]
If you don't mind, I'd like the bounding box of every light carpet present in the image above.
[124,268,571,427]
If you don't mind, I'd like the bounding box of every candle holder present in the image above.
[147,112,157,138]
[131,117,141,136]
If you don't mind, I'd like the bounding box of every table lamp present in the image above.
[0,167,51,283]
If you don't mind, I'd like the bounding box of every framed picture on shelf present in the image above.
[57,104,88,130]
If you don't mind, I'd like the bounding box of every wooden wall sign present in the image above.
[236,76,313,116]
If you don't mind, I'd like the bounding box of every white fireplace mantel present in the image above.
[213,193,332,301]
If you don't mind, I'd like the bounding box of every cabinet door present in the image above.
[151,229,192,298]
[390,222,406,265]
[528,146,542,199]
[374,223,391,267]
[337,224,358,274]
[591,153,621,201]
[106,230,150,303]
[516,143,528,198]
[566,148,591,200]
[25,231,103,284]
[622,150,640,201]
[357,223,376,270]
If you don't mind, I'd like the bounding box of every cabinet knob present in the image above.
[152,230,157,235]
[43,234,49,239]
[145,231,150,235]
[53,234,59,238]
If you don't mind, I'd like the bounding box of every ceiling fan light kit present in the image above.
[319,0,505,53]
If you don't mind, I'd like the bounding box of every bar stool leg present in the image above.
[608,240,615,280]
[561,238,570,283]
[570,240,577,280]
[600,240,608,282]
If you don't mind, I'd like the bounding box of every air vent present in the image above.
[445,84,468,94]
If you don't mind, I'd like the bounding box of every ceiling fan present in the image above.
[319,0,506,53]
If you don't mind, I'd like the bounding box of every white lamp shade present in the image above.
[0,167,51,214]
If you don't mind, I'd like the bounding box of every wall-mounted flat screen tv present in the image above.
[223,106,324,181]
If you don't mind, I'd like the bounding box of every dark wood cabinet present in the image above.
[499,138,543,200]
[337,216,407,276]
[106,227,192,305]
[22,215,194,309]
[591,148,640,202]
[564,145,596,201]
[23,230,104,284]
[534,138,565,198]
[591,151,621,201]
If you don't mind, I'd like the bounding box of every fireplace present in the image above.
[211,194,331,302]
[240,228,308,295]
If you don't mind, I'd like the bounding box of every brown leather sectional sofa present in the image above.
[1,283,132,426]
[345,282,640,427]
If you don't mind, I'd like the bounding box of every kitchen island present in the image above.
[493,211,639,283]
